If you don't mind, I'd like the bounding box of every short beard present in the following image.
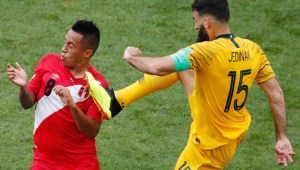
[196,24,209,43]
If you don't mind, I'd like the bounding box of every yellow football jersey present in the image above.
[186,34,275,149]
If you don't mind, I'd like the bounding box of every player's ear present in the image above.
[203,17,210,29]
[84,49,93,58]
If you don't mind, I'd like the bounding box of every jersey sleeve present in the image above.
[254,47,276,84]
[28,55,48,94]
[86,101,103,124]
[188,43,213,71]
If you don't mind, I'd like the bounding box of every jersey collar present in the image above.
[216,34,235,39]
[216,33,239,48]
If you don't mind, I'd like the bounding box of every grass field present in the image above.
[0,0,299,169]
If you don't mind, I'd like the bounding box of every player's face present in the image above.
[61,30,86,69]
[196,24,209,42]
[193,10,201,31]
[193,10,209,42]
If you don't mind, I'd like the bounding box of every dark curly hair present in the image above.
[192,0,230,23]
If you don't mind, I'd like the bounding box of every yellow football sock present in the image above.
[115,73,178,108]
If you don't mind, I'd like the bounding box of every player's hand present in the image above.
[7,62,28,87]
[275,138,295,167]
[53,85,75,107]
[123,46,142,61]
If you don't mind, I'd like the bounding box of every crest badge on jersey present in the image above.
[78,86,90,99]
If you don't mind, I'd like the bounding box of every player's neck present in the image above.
[69,64,89,79]
[70,70,85,78]
[210,24,231,40]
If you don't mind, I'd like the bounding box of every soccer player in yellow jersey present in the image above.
[120,0,294,169]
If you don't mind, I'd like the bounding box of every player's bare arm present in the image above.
[258,77,295,167]
[7,62,36,109]
[123,46,176,76]
[53,85,101,138]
